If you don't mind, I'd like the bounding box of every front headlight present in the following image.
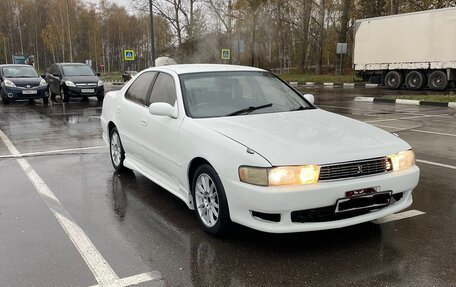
[4,79,16,87]
[388,150,415,171]
[39,79,47,86]
[65,80,76,87]
[239,165,320,186]
[97,80,103,86]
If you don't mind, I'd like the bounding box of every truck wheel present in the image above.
[428,71,448,91]
[384,71,403,89]
[405,71,426,90]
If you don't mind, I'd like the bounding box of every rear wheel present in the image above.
[405,71,426,90]
[109,127,129,172]
[384,71,404,89]
[61,86,70,102]
[192,164,231,236]
[428,71,448,91]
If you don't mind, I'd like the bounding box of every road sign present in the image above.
[221,49,230,60]
[124,50,135,61]
[336,43,347,54]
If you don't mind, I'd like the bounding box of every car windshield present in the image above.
[2,66,39,78]
[180,71,313,118]
[62,65,96,76]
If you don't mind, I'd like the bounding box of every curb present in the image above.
[289,82,378,88]
[354,96,456,109]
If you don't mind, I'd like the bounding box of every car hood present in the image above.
[63,75,99,83]
[197,109,411,166]
[4,77,42,86]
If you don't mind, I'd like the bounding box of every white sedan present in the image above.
[100,64,420,236]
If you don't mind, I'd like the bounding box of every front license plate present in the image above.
[335,190,392,213]
[81,89,95,93]
[22,90,37,95]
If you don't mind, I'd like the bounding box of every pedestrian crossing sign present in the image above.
[221,49,230,60]
[124,50,135,61]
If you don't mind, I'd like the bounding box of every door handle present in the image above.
[116,107,121,113]
[140,119,148,126]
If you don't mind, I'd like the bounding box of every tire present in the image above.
[405,71,426,90]
[384,71,404,89]
[97,94,104,101]
[192,164,231,236]
[61,86,70,102]
[109,127,129,172]
[1,92,10,105]
[428,71,448,91]
[43,96,49,104]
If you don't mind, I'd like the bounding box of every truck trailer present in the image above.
[353,7,456,90]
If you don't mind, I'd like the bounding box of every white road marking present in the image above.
[319,104,453,119]
[366,114,435,123]
[373,210,425,224]
[0,129,163,287]
[89,271,164,287]
[416,159,456,170]
[0,145,107,158]
[372,124,456,137]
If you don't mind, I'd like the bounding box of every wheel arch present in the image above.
[187,157,213,194]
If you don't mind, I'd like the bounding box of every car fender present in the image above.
[177,118,271,209]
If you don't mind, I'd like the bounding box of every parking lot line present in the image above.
[416,159,456,170]
[0,128,163,287]
[372,124,456,137]
[373,210,425,224]
[365,115,435,123]
[0,145,107,159]
[319,104,453,119]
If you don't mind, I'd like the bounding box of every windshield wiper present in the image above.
[227,103,273,116]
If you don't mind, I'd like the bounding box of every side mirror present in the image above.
[52,73,59,77]
[303,94,315,104]
[149,102,177,118]
[97,72,101,76]
[41,74,46,79]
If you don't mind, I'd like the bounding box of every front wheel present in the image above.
[192,164,232,236]
[61,86,70,102]
[109,127,129,172]
[1,92,10,105]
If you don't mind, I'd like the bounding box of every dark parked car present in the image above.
[122,70,138,82]
[0,64,49,104]
[46,63,104,102]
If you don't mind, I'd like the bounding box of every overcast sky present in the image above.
[84,0,136,12]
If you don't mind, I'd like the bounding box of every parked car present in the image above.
[100,64,420,236]
[46,63,104,102]
[122,70,138,82]
[0,64,49,104]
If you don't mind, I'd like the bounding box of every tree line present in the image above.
[0,0,455,73]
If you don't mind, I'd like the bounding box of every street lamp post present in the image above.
[149,0,155,67]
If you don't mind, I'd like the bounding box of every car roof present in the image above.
[56,63,88,66]
[0,64,36,68]
[146,64,266,75]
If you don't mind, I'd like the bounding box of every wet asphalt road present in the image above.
[0,84,455,286]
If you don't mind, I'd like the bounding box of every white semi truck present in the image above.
[353,7,456,90]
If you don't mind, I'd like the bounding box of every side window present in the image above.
[125,72,157,105]
[149,73,177,106]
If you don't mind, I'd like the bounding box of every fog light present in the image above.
[7,93,14,98]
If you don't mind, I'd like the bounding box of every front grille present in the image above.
[319,157,391,181]
[76,83,97,87]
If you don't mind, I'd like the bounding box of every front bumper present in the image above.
[2,85,49,100]
[65,85,104,98]
[224,165,420,233]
